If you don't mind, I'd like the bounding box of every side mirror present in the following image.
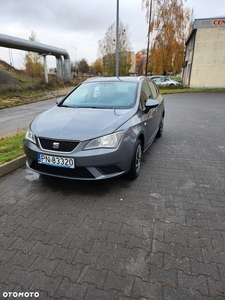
[144,99,159,113]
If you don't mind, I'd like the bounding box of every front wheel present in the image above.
[128,139,142,179]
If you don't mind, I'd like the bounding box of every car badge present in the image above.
[53,142,60,149]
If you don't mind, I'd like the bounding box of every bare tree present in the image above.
[98,21,133,76]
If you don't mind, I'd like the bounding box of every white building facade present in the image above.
[182,17,225,88]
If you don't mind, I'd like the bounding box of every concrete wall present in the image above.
[190,27,225,88]
[182,35,195,87]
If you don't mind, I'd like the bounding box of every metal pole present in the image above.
[73,47,77,73]
[115,0,119,77]
[56,57,63,79]
[145,0,152,76]
[43,55,48,83]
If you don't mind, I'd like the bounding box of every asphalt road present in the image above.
[0,98,57,138]
[0,92,225,299]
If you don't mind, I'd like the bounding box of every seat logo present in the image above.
[53,142,59,149]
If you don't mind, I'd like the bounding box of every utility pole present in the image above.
[145,0,152,76]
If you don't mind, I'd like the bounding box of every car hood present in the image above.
[31,106,134,141]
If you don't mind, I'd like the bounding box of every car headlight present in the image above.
[25,128,36,144]
[84,131,123,150]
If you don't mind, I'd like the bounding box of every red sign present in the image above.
[212,20,225,25]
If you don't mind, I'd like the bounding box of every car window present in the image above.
[153,81,160,94]
[61,82,138,109]
[139,81,152,109]
[148,81,158,99]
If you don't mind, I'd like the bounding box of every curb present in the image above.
[0,155,26,177]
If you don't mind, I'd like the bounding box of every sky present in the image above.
[0,0,225,69]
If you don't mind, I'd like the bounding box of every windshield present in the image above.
[60,81,138,109]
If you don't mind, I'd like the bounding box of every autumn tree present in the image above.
[142,0,193,75]
[24,31,44,78]
[90,59,104,75]
[98,21,133,76]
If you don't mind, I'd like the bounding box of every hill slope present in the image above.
[0,60,25,85]
[0,69,21,85]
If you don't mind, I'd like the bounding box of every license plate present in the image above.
[38,154,75,169]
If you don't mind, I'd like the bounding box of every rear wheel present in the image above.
[128,139,142,179]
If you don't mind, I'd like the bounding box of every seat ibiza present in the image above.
[24,76,165,180]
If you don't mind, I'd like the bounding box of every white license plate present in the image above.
[38,154,75,169]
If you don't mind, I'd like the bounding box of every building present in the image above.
[127,51,146,76]
[182,16,225,88]
[128,52,136,74]
[128,50,148,76]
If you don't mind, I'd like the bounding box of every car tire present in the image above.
[128,139,142,179]
[156,116,164,138]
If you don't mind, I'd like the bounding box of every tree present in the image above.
[98,21,133,76]
[24,31,44,78]
[142,0,193,75]
[90,59,104,75]
[77,58,89,75]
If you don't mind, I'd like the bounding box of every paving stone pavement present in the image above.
[0,93,225,300]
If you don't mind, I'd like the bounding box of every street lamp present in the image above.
[145,0,152,76]
[115,0,119,77]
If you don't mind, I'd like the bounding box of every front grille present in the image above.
[39,138,79,152]
[97,166,122,175]
[31,161,94,179]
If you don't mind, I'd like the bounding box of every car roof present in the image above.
[84,76,147,83]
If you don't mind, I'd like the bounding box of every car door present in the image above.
[147,79,164,134]
[139,80,157,149]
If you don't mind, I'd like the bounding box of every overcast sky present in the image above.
[0,0,225,69]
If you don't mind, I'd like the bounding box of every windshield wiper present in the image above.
[60,105,79,108]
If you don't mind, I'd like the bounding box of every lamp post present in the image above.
[115,0,119,77]
[145,0,152,76]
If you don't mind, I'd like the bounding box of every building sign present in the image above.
[212,19,225,26]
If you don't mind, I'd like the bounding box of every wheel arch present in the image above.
[138,133,145,152]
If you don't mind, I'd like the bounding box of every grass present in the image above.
[160,87,225,94]
[0,82,74,109]
[0,133,25,165]
[0,77,84,109]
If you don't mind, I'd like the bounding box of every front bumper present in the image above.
[24,138,133,180]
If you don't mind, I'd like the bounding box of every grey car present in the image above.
[24,76,165,180]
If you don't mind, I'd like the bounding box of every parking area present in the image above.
[0,93,225,299]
